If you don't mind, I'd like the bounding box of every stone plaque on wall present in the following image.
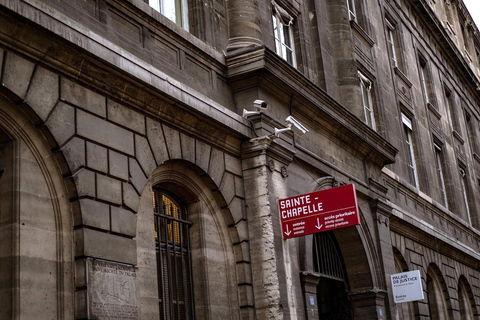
[88,259,138,319]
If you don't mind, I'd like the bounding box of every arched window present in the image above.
[458,277,475,320]
[393,248,415,320]
[426,266,451,320]
[313,232,353,320]
[152,188,194,319]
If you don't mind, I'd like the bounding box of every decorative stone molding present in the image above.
[370,199,393,227]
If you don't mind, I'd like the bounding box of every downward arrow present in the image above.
[315,218,323,230]
[284,224,291,236]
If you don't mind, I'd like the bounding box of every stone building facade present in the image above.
[0,0,480,319]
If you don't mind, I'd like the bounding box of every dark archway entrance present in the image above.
[314,232,354,320]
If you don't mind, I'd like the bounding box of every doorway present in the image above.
[313,232,354,320]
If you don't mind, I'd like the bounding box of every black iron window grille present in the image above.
[152,188,194,320]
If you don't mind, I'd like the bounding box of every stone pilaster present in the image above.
[371,198,396,320]
[241,136,295,319]
[349,289,388,320]
[300,272,321,320]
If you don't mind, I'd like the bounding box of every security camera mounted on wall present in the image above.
[274,115,308,137]
[242,100,269,118]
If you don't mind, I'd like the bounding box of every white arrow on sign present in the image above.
[284,224,291,236]
[315,218,323,230]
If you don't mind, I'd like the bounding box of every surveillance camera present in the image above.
[285,116,308,135]
[253,100,268,111]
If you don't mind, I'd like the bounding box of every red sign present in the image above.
[279,184,360,239]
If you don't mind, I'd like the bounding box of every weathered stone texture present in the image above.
[180,132,195,163]
[108,99,145,134]
[77,228,137,265]
[77,109,135,155]
[45,101,75,146]
[96,174,122,204]
[86,142,108,173]
[129,158,148,194]
[61,78,106,117]
[109,149,129,180]
[25,66,59,122]
[196,139,212,173]
[146,117,169,165]
[135,135,157,176]
[73,169,96,198]
[62,137,86,172]
[209,147,225,184]
[2,52,35,100]
[111,206,137,237]
[123,182,141,211]
[162,124,182,159]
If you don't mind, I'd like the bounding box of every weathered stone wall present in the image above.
[391,230,480,319]
[0,46,250,319]
[0,93,74,319]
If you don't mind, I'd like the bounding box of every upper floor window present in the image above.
[459,167,472,225]
[419,56,433,104]
[272,2,295,66]
[346,0,357,22]
[444,87,457,130]
[149,0,188,29]
[153,188,194,319]
[465,112,479,155]
[358,71,375,130]
[426,267,451,320]
[434,143,448,209]
[402,113,418,187]
[386,18,403,70]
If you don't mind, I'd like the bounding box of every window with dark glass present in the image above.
[152,188,194,319]
[419,57,432,104]
[465,112,479,155]
[444,87,457,130]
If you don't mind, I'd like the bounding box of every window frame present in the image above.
[148,0,189,30]
[272,12,296,67]
[402,113,419,187]
[434,143,448,209]
[443,86,458,130]
[385,18,404,70]
[346,0,357,22]
[358,71,376,130]
[418,56,432,105]
[152,188,195,320]
[459,166,472,226]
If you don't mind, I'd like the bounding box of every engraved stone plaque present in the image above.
[88,259,138,319]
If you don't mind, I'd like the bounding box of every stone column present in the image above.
[226,0,263,52]
[371,198,396,320]
[324,0,364,120]
[241,136,295,319]
[300,272,321,320]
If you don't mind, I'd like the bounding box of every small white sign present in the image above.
[391,270,424,303]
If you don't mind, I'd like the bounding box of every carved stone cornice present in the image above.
[241,135,295,171]
[371,198,393,228]
[227,47,398,167]
[410,0,480,92]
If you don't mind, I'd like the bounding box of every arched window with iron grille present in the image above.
[313,231,353,320]
[152,188,194,319]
